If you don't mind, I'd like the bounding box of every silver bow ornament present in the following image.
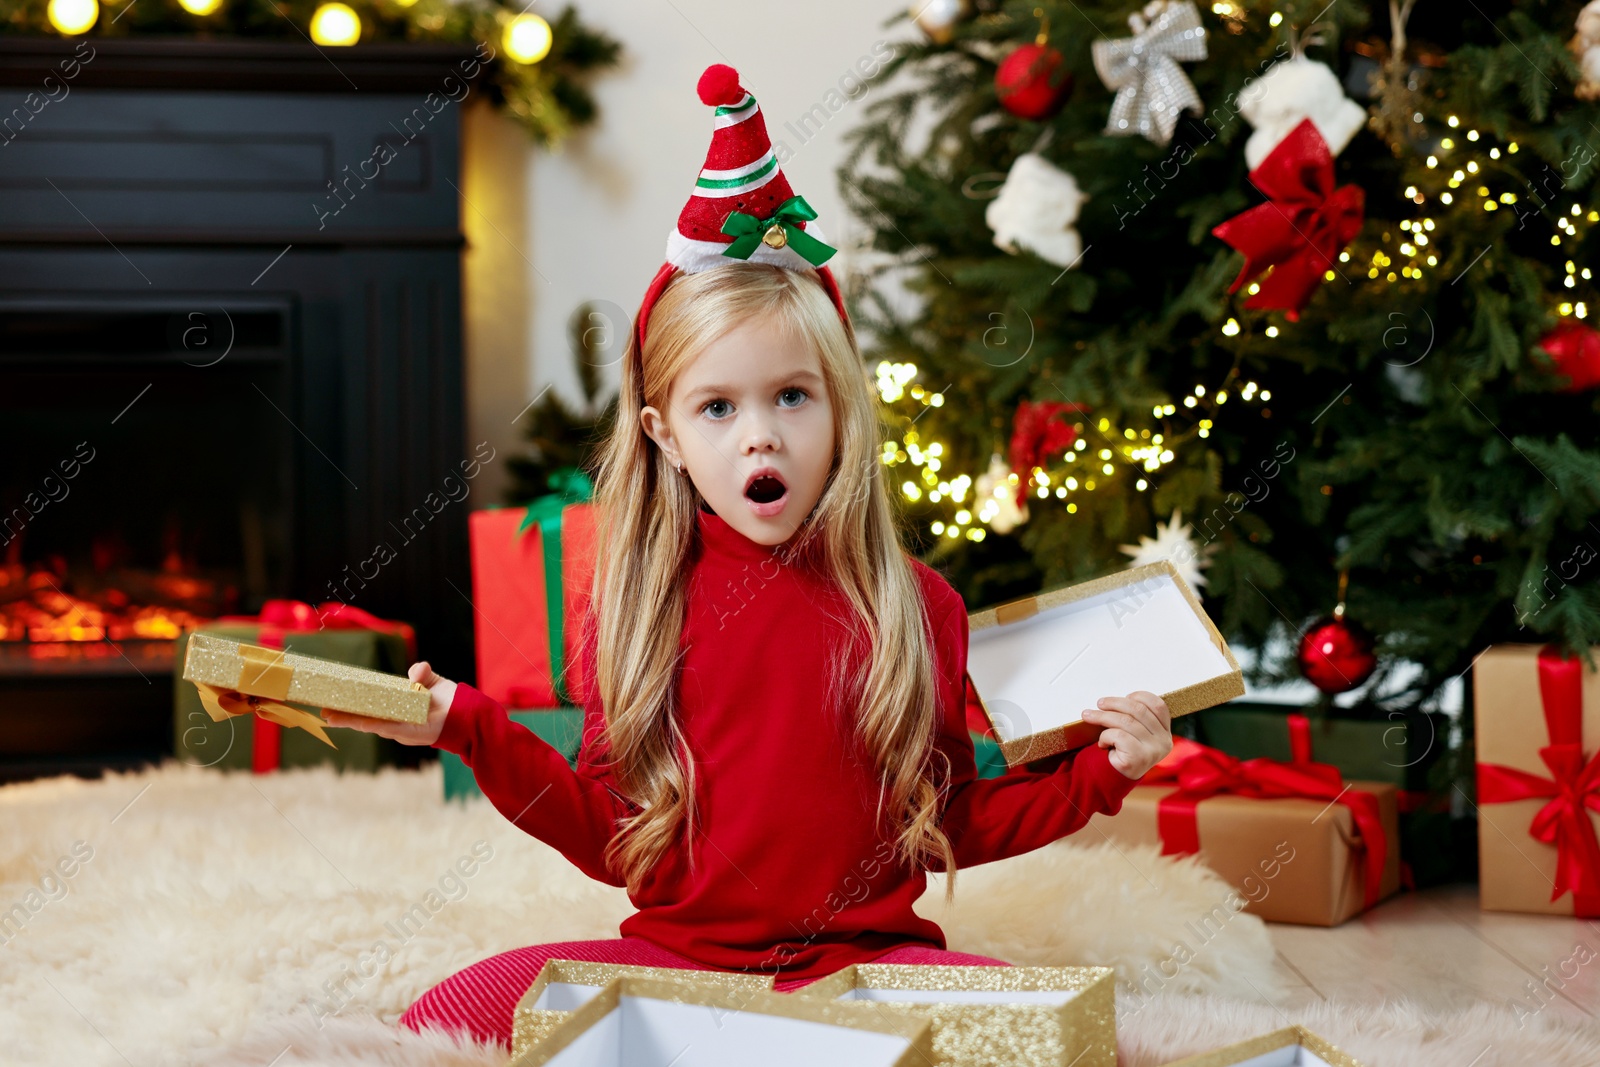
[1091,1,1208,145]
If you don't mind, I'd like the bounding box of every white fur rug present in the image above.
[0,761,1594,1067]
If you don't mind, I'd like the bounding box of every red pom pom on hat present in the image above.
[697,64,744,107]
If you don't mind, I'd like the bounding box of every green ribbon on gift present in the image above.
[517,467,594,705]
[719,195,837,267]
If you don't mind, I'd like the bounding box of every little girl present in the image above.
[325,64,1172,1050]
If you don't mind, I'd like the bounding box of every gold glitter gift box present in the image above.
[511,960,772,1058]
[794,962,1116,1067]
[181,633,430,744]
[508,973,934,1067]
[967,560,1244,769]
[1157,1025,1365,1067]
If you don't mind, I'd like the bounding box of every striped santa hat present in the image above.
[634,63,850,353]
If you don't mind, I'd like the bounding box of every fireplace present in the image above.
[0,39,479,782]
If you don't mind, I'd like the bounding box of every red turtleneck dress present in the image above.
[432,504,1139,984]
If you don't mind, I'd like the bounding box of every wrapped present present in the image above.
[1197,703,1464,890]
[1158,1025,1364,1066]
[471,469,600,709]
[1089,738,1400,926]
[795,963,1115,1067]
[1195,703,1442,792]
[1475,644,1600,917]
[509,973,933,1067]
[966,561,1244,768]
[443,708,585,802]
[513,960,772,1059]
[173,603,420,773]
[179,633,428,773]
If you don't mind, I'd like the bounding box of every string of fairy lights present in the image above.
[874,361,1272,543]
[42,0,555,60]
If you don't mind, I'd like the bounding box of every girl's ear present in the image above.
[639,404,677,465]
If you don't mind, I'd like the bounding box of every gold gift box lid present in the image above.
[966,560,1244,768]
[796,963,1116,1067]
[181,632,430,725]
[510,973,934,1067]
[1158,1025,1364,1067]
[512,960,773,1059]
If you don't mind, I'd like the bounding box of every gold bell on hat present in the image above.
[761,222,788,249]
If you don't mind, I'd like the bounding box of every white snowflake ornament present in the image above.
[1238,55,1366,171]
[974,453,1029,534]
[1119,509,1216,590]
[985,153,1087,270]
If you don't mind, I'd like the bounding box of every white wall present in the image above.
[460,0,918,506]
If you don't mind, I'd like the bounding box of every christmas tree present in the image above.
[842,0,1600,716]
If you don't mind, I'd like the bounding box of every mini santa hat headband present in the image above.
[632,64,851,355]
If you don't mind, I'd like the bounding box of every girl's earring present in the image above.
[675,460,687,476]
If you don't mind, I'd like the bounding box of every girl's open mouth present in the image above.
[743,471,789,516]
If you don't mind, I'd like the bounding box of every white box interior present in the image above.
[530,981,605,1011]
[967,573,1232,742]
[1225,1046,1336,1067]
[542,994,913,1066]
[836,987,1079,1006]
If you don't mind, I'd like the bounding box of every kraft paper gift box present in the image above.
[1158,1026,1365,1067]
[511,960,773,1058]
[1088,740,1401,926]
[180,634,429,755]
[966,560,1244,769]
[509,973,933,1067]
[795,963,1116,1067]
[1475,644,1600,917]
[470,491,600,710]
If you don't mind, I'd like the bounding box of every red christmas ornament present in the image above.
[1008,399,1088,507]
[1537,319,1600,392]
[1211,119,1365,322]
[996,42,1074,121]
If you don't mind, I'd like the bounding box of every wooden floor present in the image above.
[1264,884,1600,1025]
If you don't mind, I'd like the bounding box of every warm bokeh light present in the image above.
[47,0,98,34]
[310,2,361,46]
[504,13,553,64]
[177,0,224,14]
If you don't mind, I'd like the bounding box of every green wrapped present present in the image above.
[174,619,415,773]
[443,713,1006,802]
[1193,703,1441,791]
[442,708,585,801]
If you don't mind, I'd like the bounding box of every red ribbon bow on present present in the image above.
[217,599,417,660]
[1145,735,1389,910]
[1211,118,1365,322]
[1477,647,1600,914]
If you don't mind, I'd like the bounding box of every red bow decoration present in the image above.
[1008,400,1089,508]
[217,599,417,660]
[1211,119,1364,322]
[1477,647,1600,915]
[1144,735,1389,910]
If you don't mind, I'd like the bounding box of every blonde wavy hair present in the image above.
[583,260,960,903]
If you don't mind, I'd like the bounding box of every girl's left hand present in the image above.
[1081,691,1172,779]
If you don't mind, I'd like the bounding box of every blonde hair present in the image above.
[585,260,959,904]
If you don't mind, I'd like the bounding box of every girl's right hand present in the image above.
[322,661,455,747]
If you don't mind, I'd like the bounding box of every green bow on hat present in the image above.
[720,195,837,267]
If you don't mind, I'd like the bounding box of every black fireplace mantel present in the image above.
[1,37,481,778]
[0,36,484,94]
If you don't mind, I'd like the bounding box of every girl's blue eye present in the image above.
[701,399,732,419]
[779,387,808,407]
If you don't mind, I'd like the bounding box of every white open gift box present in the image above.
[1158,1025,1365,1067]
[511,960,772,1058]
[966,560,1243,767]
[794,962,1117,1067]
[509,973,933,1067]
